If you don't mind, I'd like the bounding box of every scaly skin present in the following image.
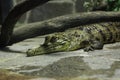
[26,22,120,56]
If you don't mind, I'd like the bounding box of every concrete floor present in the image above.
[0,36,120,80]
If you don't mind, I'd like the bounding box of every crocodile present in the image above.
[26,22,120,57]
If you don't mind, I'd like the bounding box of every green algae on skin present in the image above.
[26,30,85,57]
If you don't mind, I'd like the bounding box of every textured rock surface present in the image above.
[0,36,120,80]
[13,0,89,24]
[28,0,74,23]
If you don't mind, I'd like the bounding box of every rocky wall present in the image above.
[13,0,89,24]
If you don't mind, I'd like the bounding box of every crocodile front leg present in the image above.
[84,40,104,52]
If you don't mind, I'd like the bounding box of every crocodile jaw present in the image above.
[26,47,46,57]
[26,41,70,57]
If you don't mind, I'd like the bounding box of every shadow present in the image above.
[46,52,66,56]
[0,47,23,53]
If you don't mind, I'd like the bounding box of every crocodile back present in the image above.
[75,22,120,43]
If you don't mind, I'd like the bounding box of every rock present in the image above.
[28,0,74,23]
[75,0,89,12]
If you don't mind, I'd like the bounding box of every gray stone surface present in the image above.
[0,36,120,80]
[75,0,89,12]
[28,0,74,23]
[13,0,91,24]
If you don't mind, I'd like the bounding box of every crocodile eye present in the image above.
[50,36,57,43]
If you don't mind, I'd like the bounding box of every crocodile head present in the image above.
[26,33,71,56]
[26,30,90,57]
